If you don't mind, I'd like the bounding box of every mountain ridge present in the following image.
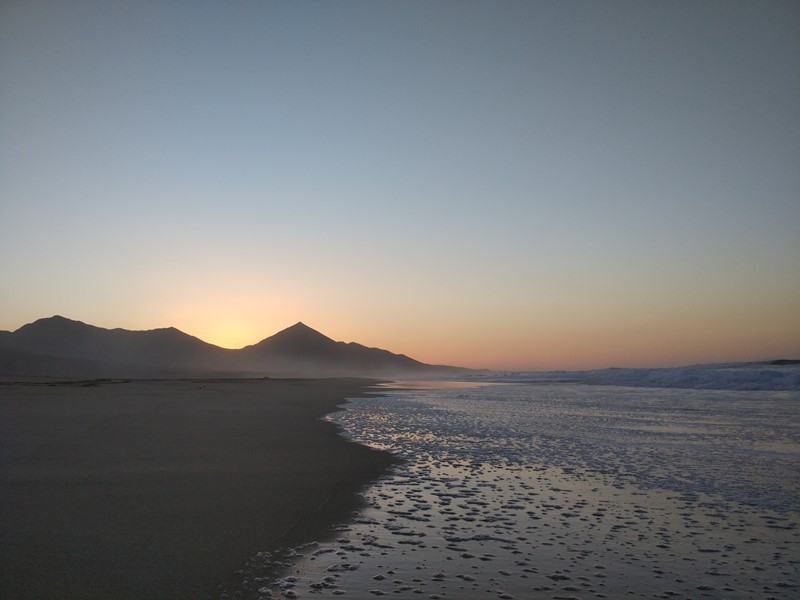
[0,316,472,379]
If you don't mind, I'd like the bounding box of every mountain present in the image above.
[0,316,243,379]
[239,322,459,377]
[0,316,470,379]
[1,316,236,370]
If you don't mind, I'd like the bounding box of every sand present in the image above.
[0,378,394,599]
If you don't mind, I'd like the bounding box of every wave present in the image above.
[472,361,800,391]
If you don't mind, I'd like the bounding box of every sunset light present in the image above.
[2,4,798,599]
[1,0,798,370]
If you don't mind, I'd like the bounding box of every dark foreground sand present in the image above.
[0,378,394,599]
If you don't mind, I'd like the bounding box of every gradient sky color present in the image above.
[1,1,798,370]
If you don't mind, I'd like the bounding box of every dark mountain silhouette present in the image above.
[0,316,236,372]
[239,322,457,377]
[0,316,471,379]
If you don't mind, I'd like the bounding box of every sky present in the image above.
[1,0,798,371]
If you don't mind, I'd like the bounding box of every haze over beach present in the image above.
[1,0,798,371]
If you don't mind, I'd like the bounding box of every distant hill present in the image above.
[0,316,471,379]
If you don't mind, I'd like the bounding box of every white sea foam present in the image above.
[246,383,800,599]
[475,362,800,391]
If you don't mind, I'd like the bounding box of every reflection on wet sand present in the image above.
[255,383,800,599]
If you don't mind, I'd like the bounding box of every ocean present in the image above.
[261,381,800,599]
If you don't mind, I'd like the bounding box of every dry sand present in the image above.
[0,378,394,599]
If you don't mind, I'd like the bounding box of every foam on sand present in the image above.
[248,382,799,599]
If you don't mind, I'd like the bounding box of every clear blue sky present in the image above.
[1,0,798,369]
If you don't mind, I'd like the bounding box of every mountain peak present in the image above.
[283,321,325,336]
[272,321,333,341]
[39,315,81,325]
[18,315,96,334]
[242,321,338,357]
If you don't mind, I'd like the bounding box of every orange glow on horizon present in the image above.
[1,308,798,371]
[169,314,800,372]
[7,271,795,371]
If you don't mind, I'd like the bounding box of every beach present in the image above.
[0,378,394,599]
[266,382,800,599]
[3,378,798,600]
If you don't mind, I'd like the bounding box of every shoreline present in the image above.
[0,378,396,599]
[261,382,800,600]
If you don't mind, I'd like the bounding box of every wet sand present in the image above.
[0,378,394,599]
[257,383,800,600]
[274,461,800,599]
